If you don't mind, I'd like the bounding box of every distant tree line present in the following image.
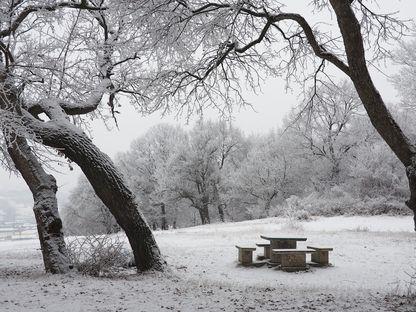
[62,82,414,234]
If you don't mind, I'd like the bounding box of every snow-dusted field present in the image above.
[1,216,415,311]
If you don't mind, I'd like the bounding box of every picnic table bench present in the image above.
[272,249,315,272]
[235,246,256,266]
[307,246,333,266]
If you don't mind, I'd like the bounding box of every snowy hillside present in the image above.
[0,216,415,311]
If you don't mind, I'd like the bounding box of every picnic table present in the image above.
[235,236,333,271]
[259,235,307,249]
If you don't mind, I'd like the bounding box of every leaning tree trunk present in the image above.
[5,135,71,273]
[0,61,165,269]
[330,0,416,230]
[32,122,165,271]
[0,77,70,273]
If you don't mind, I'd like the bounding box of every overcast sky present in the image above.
[1,0,416,220]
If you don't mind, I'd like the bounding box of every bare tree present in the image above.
[287,81,363,184]
[393,40,416,111]
[160,120,244,224]
[231,134,292,217]
[0,64,70,273]
[164,122,218,224]
[117,124,187,229]
[0,1,165,271]
[136,0,416,230]
[210,121,245,222]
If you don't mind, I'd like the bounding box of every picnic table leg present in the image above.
[264,245,271,259]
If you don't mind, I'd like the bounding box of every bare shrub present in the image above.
[295,189,410,217]
[281,196,309,230]
[285,196,311,220]
[293,209,312,221]
[405,267,416,299]
[66,234,132,277]
[389,267,416,311]
[349,225,370,232]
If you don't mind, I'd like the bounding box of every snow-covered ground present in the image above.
[0,216,415,311]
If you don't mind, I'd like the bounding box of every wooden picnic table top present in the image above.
[272,249,314,253]
[260,235,307,241]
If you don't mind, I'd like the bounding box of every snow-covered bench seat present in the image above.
[272,249,315,272]
[235,246,256,266]
[307,246,333,266]
[256,242,271,259]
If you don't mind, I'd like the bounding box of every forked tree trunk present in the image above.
[198,204,210,225]
[33,123,165,271]
[1,82,164,270]
[6,135,71,273]
[330,0,416,230]
[0,79,70,273]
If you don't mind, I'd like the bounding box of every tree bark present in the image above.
[217,203,225,222]
[6,135,71,273]
[160,202,167,230]
[0,74,165,270]
[329,0,416,230]
[0,74,70,273]
[330,158,341,185]
[263,193,277,217]
[405,164,416,231]
[31,122,166,271]
[212,183,225,222]
[198,204,210,225]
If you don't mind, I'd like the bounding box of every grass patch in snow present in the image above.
[349,225,370,232]
[66,234,132,277]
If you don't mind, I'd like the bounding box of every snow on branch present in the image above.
[0,0,106,38]
[25,78,112,117]
[131,0,352,117]
[128,0,412,119]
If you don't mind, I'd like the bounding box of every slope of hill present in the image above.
[0,215,414,311]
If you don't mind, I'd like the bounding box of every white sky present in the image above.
[1,0,416,218]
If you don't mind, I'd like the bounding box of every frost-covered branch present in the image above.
[0,0,106,38]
